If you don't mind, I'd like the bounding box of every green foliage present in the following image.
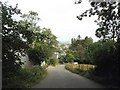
[65,53,74,63]
[20,11,58,65]
[86,40,119,86]
[69,35,93,63]
[77,1,120,41]
[69,35,119,86]
[92,41,115,74]
[64,49,75,63]
[39,28,58,59]
[2,3,58,88]
[3,65,47,88]
[58,55,66,64]
[29,28,58,65]
[27,48,46,65]
[47,58,58,66]
[21,11,40,25]
[2,2,34,86]
[75,1,120,86]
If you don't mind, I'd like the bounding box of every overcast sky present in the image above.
[2,0,100,43]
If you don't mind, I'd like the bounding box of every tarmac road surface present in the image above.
[32,65,105,88]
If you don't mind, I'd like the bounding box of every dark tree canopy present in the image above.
[2,2,34,80]
[75,1,120,85]
[76,1,120,41]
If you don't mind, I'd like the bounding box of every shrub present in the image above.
[47,58,58,66]
[27,48,46,65]
[3,65,47,88]
[93,41,116,78]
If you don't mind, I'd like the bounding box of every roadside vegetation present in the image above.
[3,65,47,88]
[2,2,58,88]
[65,63,95,76]
[64,1,120,88]
[65,62,119,88]
[2,0,120,88]
[47,58,59,66]
[65,63,105,86]
[64,36,119,88]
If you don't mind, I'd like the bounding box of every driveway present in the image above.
[32,65,105,88]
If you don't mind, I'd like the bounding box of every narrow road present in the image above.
[32,65,105,88]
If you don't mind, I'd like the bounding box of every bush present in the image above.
[3,65,47,88]
[27,48,45,65]
[91,40,120,87]
[93,41,116,78]
[47,58,58,66]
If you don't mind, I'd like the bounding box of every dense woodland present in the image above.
[1,0,120,88]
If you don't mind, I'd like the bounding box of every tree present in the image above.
[21,12,58,65]
[40,28,58,58]
[20,10,40,32]
[20,11,58,65]
[64,50,75,63]
[115,35,120,81]
[76,1,120,41]
[18,11,43,65]
[76,1,120,84]
[2,2,33,87]
[92,40,116,78]
[19,11,41,43]
[27,28,58,65]
[70,35,93,63]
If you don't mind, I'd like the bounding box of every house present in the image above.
[15,52,32,68]
[52,52,59,59]
[21,54,32,68]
